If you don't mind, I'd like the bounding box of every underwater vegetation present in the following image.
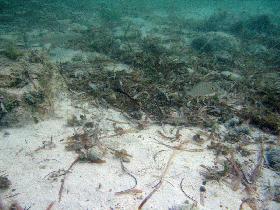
[2,42,23,60]
[60,10,280,135]
[0,1,278,135]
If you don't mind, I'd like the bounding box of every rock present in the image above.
[192,134,204,144]
[84,121,94,128]
[202,11,242,32]
[233,126,250,135]
[0,96,7,112]
[221,71,243,81]
[191,32,240,54]
[69,23,88,33]
[0,52,65,127]
[214,51,233,63]
[247,15,274,34]
[23,91,45,106]
[248,44,268,56]
[186,68,195,74]
[185,81,225,97]
[43,43,52,51]
[49,47,83,63]
[80,147,106,163]
[266,147,280,171]
[89,83,99,93]
[225,117,240,128]
[87,148,104,161]
[0,176,11,189]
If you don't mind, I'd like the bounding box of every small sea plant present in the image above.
[3,42,23,60]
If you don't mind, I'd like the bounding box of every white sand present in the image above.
[2,98,274,210]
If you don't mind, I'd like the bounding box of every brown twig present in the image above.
[46,201,55,210]
[157,128,182,142]
[228,147,264,210]
[58,156,79,202]
[106,118,130,124]
[175,127,183,141]
[157,130,175,141]
[227,154,249,187]
[153,150,167,162]
[115,160,141,195]
[34,137,55,152]
[154,140,203,152]
[0,197,3,210]
[138,181,162,210]
[4,193,20,199]
[250,144,264,184]
[180,178,197,204]
[138,146,179,209]
[99,127,138,139]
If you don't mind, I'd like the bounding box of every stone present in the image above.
[79,147,106,163]
[70,23,88,33]
[185,81,225,97]
[0,176,11,189]
[266,147,280,171]
[191,32,240,54]
[214,51,233,63]
[221,71,243,81]
[248,44,268,56]
[225,117,240,128]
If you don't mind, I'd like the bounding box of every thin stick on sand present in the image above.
[180,178,197,204]
[58,156,79,202]
[46,201,55,210]
[138,145,180,210]
[115,160,141,195]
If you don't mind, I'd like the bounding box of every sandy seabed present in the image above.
[0,98,279,210]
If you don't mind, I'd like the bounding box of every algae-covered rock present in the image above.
[0,91,20,126]
[266,147,280,171]
[23,90,45,107]
[248,44,268,56]
[191,32,240,54]
[242,108,280,134]
[0,176,11,189]
[0,51,66,127]
[185,81,225,97]
[79,147,106,163]
[0,60,28,88]
[221,71,243,81]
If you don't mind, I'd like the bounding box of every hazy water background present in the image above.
[1,0,280,29]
